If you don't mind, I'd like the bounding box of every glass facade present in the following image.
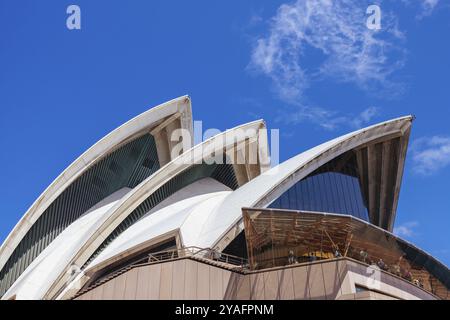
[242,208,450,300]
[269,152,369,221]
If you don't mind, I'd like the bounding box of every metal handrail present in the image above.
[97,246,249,277]
[77,246,248,296]
[145,246,248,268]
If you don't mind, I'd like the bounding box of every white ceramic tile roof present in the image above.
[203,116,412,249]
[84,116,412,272]
[3,188,131,300]
[0,99,413,300]
[87,178,231,270]
[0,96,192,272]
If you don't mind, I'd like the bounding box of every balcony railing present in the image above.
[145,246,248,269]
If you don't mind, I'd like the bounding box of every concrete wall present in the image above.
[75,258,437,300]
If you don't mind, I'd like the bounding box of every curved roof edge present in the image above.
[210,115,413,252]
[74,116,412,291]
[84,179,232,276]
[45,119,268,299]
[0,95,193,272]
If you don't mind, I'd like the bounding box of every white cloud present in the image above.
[411,136,450,175]
[421,0,440,10]
[276,105,379,131]
[249,0,405,103]
[416,0,440,17]
[350,106,379,129]
[248,0,445,130]
[394,221,419,237]
[400,0,443,18]
[249,0,405,129]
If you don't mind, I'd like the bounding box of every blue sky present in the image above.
[0,1,449,265]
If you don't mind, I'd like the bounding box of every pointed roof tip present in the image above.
[235,118,266,128]
[389,115,414,123]
[397,115,415,128]
[180,94,191,102]
[172,94,191,105]
[365,115,414,132]
[255,118,267,126]
[400,114,415,123]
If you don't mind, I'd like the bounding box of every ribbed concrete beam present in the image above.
[379,139,393,228]
[0,96,193,298]
[212,116,413,253]
[50,120,268,300]
[354,130,409,231]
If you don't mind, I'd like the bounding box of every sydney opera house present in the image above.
[0,96,449,300]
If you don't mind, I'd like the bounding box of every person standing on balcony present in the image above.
[359,249,369,263]
[288,250,298,265]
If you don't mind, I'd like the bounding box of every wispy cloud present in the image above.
[394,221,419,238]
[403,0,441,18]
[249,0,404,98]
[411,136,450,175]
[350,106,380,129]
[248,0,404,129]
[421,0,440,12]
[276,105,379,131]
